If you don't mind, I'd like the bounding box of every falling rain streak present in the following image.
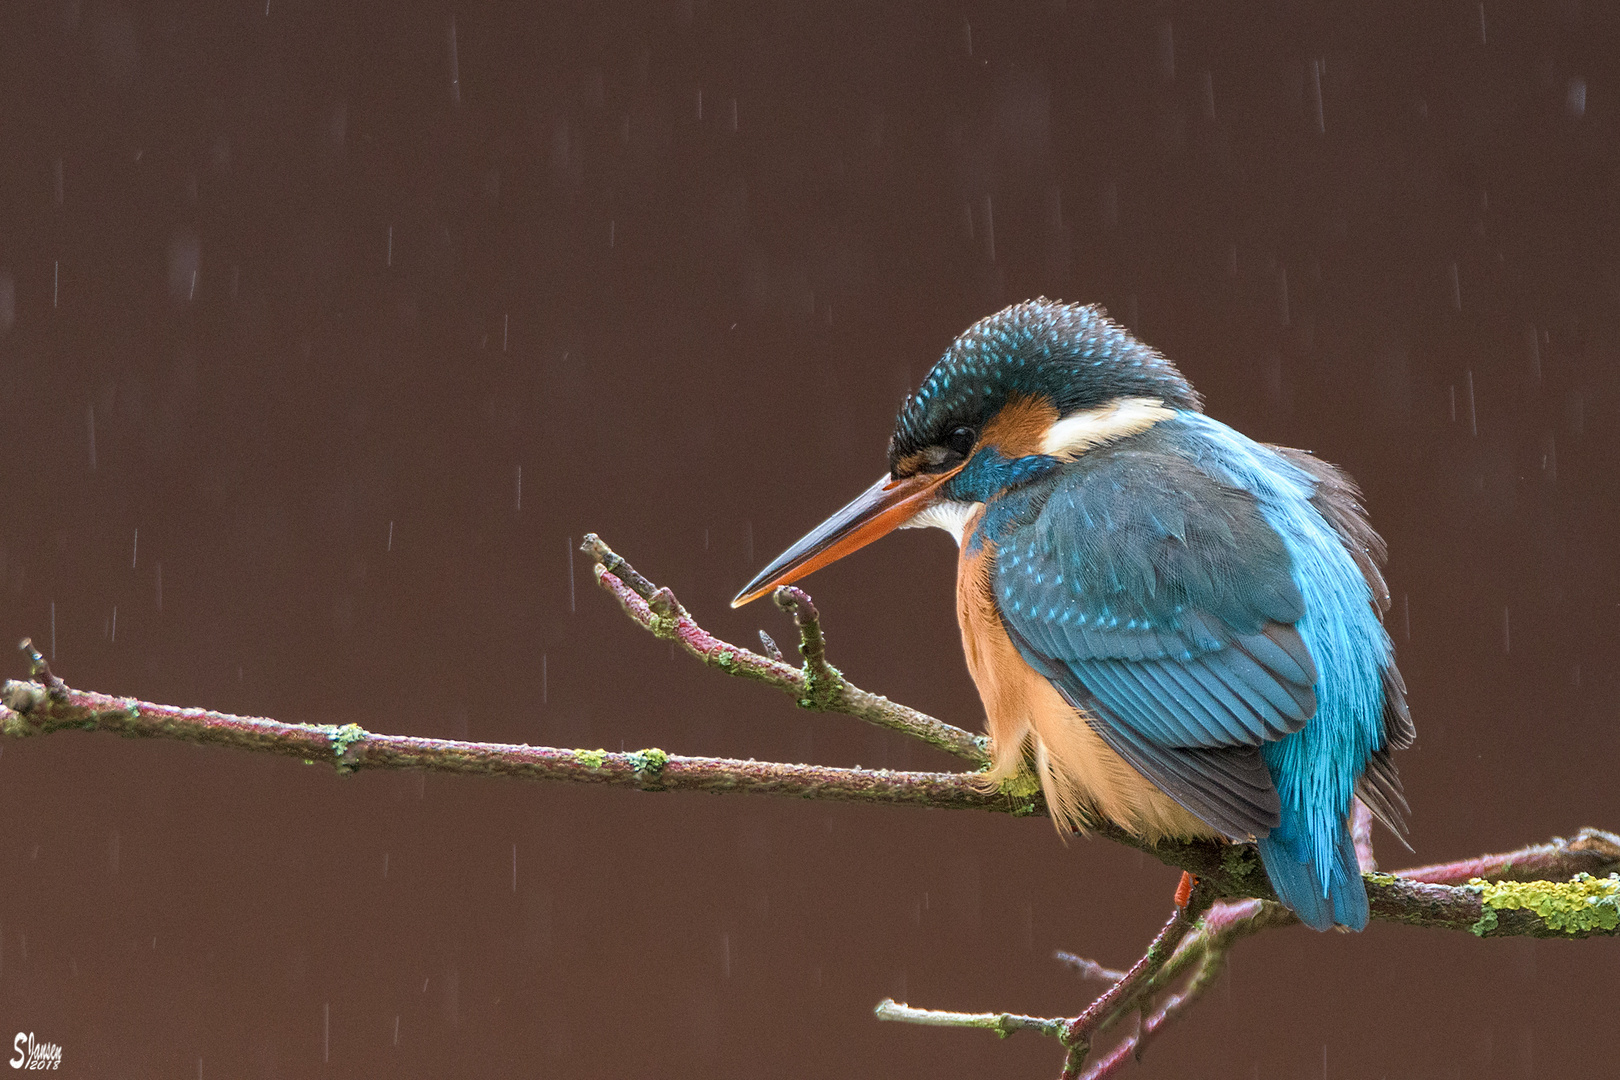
[1309,59,1325,132]
[1465,370,1477,436]
[448,16,461,105]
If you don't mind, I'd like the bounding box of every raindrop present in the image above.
[1201,72,1216,120]
[110,606,117,644]
[132,528,139,568]
[1448,262,1461,311]
[387,226,393,267]
[696,88,703,120]
[1465,370,1477,436]
[1278,266,1290,326]
[323,1002,330,1063]
[503,313,509,352]
[1478,3,1487,44]
[387,520,394,552]
[393,1015,400,1046]
[53,260,59,308]
[448,16,461,105]
[1567,78,1586,118]
[1309,59,1325,132]
[515,466,523,513]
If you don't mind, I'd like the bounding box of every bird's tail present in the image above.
[1256,804,1368,932]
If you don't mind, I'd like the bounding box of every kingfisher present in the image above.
[732,299,1413,931]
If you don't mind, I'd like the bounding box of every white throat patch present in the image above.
[1040,396,1173,459]
[903,499,981,547]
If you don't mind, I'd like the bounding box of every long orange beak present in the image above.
[731,467,961,608]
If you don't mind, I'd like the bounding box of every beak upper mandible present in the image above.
[731,467,961,608]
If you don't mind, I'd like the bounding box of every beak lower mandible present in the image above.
[731,467,961,608]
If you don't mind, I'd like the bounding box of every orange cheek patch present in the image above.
[979,393,1059,458]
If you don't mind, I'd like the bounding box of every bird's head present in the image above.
[732,299,1200,607]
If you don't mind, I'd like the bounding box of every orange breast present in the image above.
[956,513,1217,843]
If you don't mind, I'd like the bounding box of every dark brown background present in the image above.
[0,0,1616,1076]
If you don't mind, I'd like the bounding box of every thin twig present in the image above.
[1054,952,1128,985]
[1395,828,1620,885]
[1058,880,1218,1076]
[873,1000,1065,1039]
[773,585,838,705]
[582,534,989,764]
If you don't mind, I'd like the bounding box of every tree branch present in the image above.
[1,534,1616,1080]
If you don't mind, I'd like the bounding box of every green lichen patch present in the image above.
[628,747,668,780]
[1221,844,1264,887]
[997,770,1041,800]
[1470,872,1620,936]
[575,748,609,770]
[994,771,1043,817]
[321,723,369,774]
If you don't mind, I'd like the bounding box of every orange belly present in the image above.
[957,518,1218,844]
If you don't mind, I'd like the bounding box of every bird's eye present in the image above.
[945,426,976,457]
